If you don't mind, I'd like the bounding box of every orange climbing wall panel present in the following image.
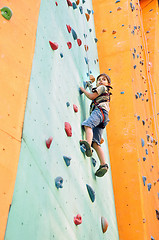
[92,0,159,239]
[0,1,41,239]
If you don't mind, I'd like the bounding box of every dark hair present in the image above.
[97,73,111,84]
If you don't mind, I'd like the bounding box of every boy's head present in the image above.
[96,73,111,87]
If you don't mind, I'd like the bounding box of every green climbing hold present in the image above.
[1,7,12,20]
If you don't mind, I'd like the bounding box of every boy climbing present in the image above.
[79,73,112,177]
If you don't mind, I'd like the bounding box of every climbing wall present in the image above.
[92,0,159,239]
[4,0,119,239]
[0,1,41,239]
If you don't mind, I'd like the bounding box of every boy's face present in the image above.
[96,76,109,87]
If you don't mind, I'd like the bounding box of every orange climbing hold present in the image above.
[112,30,116,34]
[85,13,90,21]
[76,0,80,5]
[67,0,72,6]
[101,216,108,233]
[100,138,104,144]
[49,41,58,50]
[102,29,107,32]
[84,45,89,51]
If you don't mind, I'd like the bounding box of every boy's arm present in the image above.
[79,87,99,100]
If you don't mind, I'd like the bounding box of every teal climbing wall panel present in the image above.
[5,0,119,239]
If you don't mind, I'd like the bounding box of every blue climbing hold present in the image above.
[72,28,77,40]
[66,102,70,107]
[137,54,139,58]
[120,91,124,94]
[60,53,64,58]
[72,2,77,9]
[145,149,148,155]
[83,33,87,38]
[143,157,146,161]
[142,176,146,186]
[82,0,86,3]
[147,183,152,191]
[115,0,120,3]
[86,184,95,202]
[94,38,98,43]
[91,157,96,167]
[137,116,140,121]
[55,177,63,189]
[134,48,136,53]
[133,65,137,69]
[89,28,92,32]
[133,53,135,59]
[85,57,89,64]
[108,68,111,71]
[92,10,94,14]
[87,9,91,14]
[79,6,83,14]
[151,236,155,240]
[80,144,86,153]
[63,156,71,166]
[141,138,145,147]
[122,24,124,27]
[135,94,138,99]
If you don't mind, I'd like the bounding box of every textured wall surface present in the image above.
[93,0,159,239]
[4,0,119,239]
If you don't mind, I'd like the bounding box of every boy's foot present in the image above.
[79,140,92,157]
[95,164,108,177]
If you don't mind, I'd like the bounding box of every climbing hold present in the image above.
[76,0,80,5]
[67,0,72,6]
[85,57,89,64]
[55,177,63,189]
[115,0,120,3]
[143,157,146,161]
[72,28,77,40]
[63,156,71,166]
[73,104,78,112]
[89,28,92,32]
[85,13,90,21]
[60,53,64,58]
[67,42,72,49]
[72,2,77,9]
[46,137,53,149]
[122,24,124,27]
[137,116,140,121]
[77,39,82,46]
[133,65,137,69]
[147,183,152,191]
[151,237,155,240]
[84,34,87,38]
[102,29,107,32]
[86,184,95,202]
[82,0,85,3]
[120,91,124,94]
[84,45,89,51]
[100,138,104,144]
[74,214,82,225]
[1,7,12,20]
[79,6,83,14]
[142,176,146,186]
[87,9,91,14]
[91,157,96,167]
[66,24,71,33]
[141,138,145,147]
[145,149,148,155]
[142,120,145,125]
[65,122,72,137]
[117,6,122,11]
[80,144,86,153]
[112,30,116,34]
[101,217,108,233]
[66,102,70,107]
[94,38,98,43]
[55,1,58,6]
[155,210,159,220]
[49,41,58,51]
[149,9,153,12]
[135,94,138,99]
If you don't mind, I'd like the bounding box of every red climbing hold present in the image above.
[67,0,72,6]
[49,41,58,50]
[77,39,82,46]
[65,122,72,137]
[101,217,108,233]
[66,24,71,33]
[73,104,78,112]
[67,42,72,49]
[74,214,82,225]
[46,137,53,149]
[55,1,58,6]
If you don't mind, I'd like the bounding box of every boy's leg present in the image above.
[84,126,93,146]
[92,142,105,165]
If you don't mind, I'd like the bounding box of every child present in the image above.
[79,73,112,177]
